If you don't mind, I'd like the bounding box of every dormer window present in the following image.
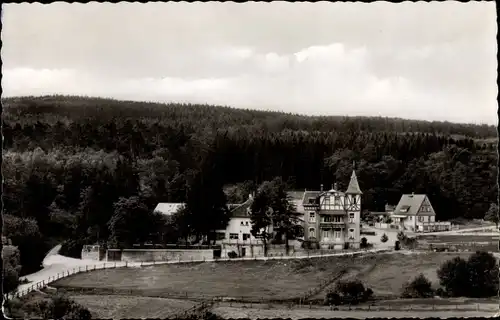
[400,206,410,213]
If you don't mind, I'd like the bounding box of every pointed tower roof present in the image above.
[346,170,363,194]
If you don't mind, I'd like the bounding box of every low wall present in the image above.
[107,249,214,262]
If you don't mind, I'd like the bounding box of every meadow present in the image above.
[51,252,474,301]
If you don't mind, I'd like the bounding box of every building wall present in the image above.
[106,249,214,262]
[215,217,258,243]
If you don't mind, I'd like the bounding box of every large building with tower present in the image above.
[301,170,362,249]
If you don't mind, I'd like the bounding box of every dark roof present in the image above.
[302,191,321,206]
[230,199,252,218]
[393,194,436,216]
[346,170,363,194]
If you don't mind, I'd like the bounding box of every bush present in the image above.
[401,274,434,298]
[324,290,342,306]
[395,240,400,251]
[227,251,238,258]
[360,237,373,249]
[380,233,388,243]
[301,240,319,250]
[324,280,374,305]
[360,237,368,248]
[437,251,499,298]
[60,239,87,259]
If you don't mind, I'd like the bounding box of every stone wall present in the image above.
[81,245,105,261]
[106,248,214,262]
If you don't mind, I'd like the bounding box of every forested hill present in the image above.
[2,95,498,273]
[2,95,497,138]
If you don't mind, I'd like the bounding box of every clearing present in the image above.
[52,252,474,301]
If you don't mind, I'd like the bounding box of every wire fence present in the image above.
[215,300,497,312]
[6,247,390,302]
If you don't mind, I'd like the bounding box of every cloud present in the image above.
[2,39,497,125]
[1,2,496,124]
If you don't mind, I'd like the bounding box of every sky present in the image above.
[1,2,498,124]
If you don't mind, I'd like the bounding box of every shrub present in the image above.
[397,231,406,242]
[60,239,86,259]
[227,251,238,259]
[360,237,373,249]
[395,240,400,251]
[324,290,342,306]
[363,287,374,301]
[437,251,499,298]
[380,233,388,243]
[301,240,319,250]
[325,280,373,305]
[360,237,368,248]
[401,274,434,298]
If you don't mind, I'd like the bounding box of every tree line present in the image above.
[2,95,498,275]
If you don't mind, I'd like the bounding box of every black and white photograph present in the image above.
[2,1,498,319]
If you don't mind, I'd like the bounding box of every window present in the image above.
[243,233,251,241]
[321,228,332,239]
[334,196,341,206]
[334,228,341,239]
[324,216,332,223]
[309,212,316,223]
[309,228,316,237]
[240,221,244,226]
[245,221,249,226]
[349,213,355,223]
[348,228,354,240]
[229,233,239,240]
[216,232,226,240]
[334,216,342,223]
[418,216,424,222]
[352,196,357,204]
[409,216,412,221]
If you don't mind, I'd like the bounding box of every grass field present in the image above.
[52,252,474,301]
[70,294,197,318]
[312,252,474,299]
[52,257,357,301]
[211,305,497,319]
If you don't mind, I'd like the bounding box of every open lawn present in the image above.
[70,294,197,319]
[51,252,474,302]
[51,257,357,301]
[211,304,497,319]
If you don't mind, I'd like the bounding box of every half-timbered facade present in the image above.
[302,170,362,249]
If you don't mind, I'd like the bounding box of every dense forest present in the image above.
[2,95,498,275]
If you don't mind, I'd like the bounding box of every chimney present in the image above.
[334,182,338,190]
[410,192,414,198]
[320,184,323,192]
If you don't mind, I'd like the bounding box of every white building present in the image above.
[390,193,446,232]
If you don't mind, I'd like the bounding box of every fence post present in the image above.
[86,265,88,272]
[104,263,106,268]
[114,262,117,268]
[125,261,128,267]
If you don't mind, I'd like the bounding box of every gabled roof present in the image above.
[346,170,363,194]
[302,191,321,206]
[230,198,253,218]
[154,203,184,216]
[393,194,436,216]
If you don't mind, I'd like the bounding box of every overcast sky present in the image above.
[2,2,497,124]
